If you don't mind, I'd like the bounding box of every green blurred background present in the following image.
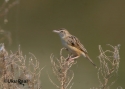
[0,0,125,89]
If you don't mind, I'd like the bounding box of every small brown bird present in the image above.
[53,28,97,68]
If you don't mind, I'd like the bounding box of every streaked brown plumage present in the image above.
[53,28,97,68]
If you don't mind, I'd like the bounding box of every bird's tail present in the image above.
[82,53,97,68]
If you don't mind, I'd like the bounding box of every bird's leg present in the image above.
[70,55,79,60]
[66,55,79,66]
[68,55,79,62]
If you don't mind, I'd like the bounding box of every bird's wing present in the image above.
[66,35,88,53]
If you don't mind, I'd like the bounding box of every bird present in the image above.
[53,28,97,68]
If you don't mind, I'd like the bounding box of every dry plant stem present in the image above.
[97,44,120,89]
[0,43,43,89]
[49,48,76,89]
[0,0,19,18]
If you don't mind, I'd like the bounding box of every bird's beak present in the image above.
[53,30,60,33]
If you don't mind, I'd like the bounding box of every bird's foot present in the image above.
[67,55,79,64]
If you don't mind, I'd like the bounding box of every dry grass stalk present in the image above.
[0,43,44,89]
[49,48,77,89]
[97,44,121,89]
[0,0,19,18]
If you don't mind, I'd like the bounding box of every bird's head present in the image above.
[53,28,70,38]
